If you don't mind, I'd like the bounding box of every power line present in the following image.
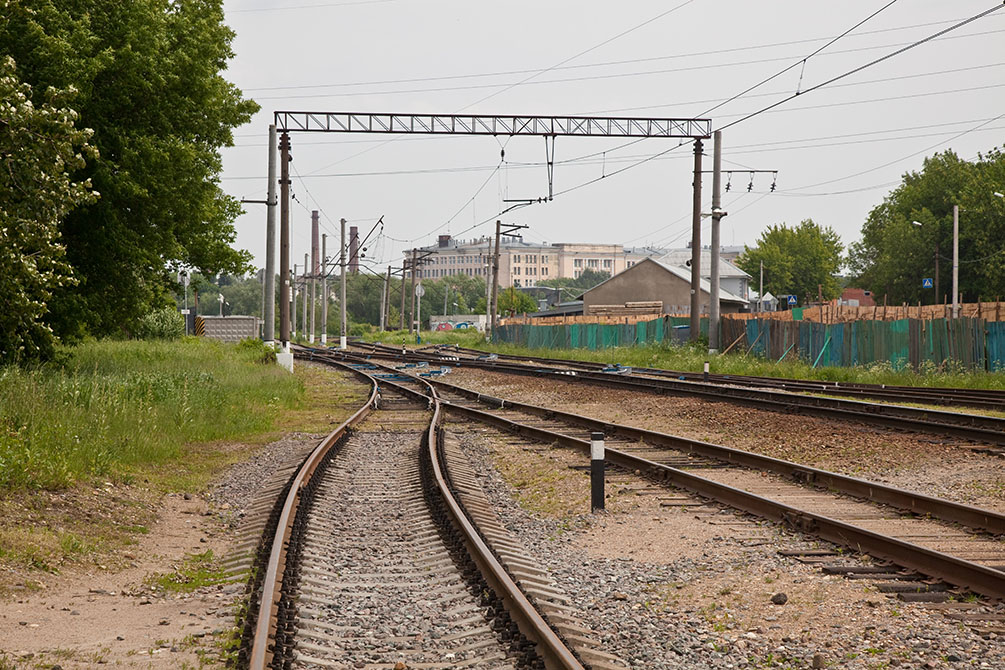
[455,0,699,112]
[779,112,1005,193]
[231,0,396,13]
[715,3,1005,133]
[695,0,902,119]
[246,29,1005,101]
[239,16,1001,93]
[222,118,1005,182]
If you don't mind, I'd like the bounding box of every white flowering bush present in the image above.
[0,56,97,363]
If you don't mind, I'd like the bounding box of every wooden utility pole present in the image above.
[689,139,703,341]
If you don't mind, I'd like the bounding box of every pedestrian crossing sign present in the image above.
[922,278,934,288]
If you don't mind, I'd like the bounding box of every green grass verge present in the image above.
[145,549,228,594]
[0,337,303,491]
[391,330,1005,390]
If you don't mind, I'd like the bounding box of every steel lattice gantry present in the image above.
[274,111,710,139]
[272,110,711,351]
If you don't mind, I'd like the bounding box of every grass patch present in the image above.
[0,338,370,590]
[0,337,303,491]
[145,549,227,594]
[411,331,1005,390]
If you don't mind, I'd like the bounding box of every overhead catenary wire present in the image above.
[222,119,1005,182]
[714,3,1005,134]
[239,16,1003,95]
[694,0,902,119]
[454,0,699,112]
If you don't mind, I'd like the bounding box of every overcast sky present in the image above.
[219,0,1005,278]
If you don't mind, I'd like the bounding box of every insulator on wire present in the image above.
[747,172,754,192]
[725,172,732,192]
[770,172,778,192]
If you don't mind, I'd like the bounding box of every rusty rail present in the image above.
[258,349,585,670]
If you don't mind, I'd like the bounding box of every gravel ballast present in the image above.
[448,422,1005,669]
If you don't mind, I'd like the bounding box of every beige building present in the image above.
[582,258,749,315]
[411,234,662,288]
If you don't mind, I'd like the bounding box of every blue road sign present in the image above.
[787,295,798,305]
[922,278,934,288]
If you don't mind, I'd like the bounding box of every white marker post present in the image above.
[703,360,710,383]
[591,431,605,513]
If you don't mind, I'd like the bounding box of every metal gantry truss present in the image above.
[272,110,711,350]
[274,111,710,139]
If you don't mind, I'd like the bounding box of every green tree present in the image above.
[1,0,258,339]
[498,287,537,316]
[537,268,611,298]
[0,56,97,363]
[848,149,1005,304]
[737,219,843,303]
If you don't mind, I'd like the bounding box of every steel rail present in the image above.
[430,344,1005,410]
[306,351,586,670]
[353,344,1005,445]
[433,389,1005,600]
[248,359,378,670]
[417,375,1005,534]
[338,350,1005,533]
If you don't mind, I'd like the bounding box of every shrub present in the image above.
[236,337,276,364]
[135,308,185,340]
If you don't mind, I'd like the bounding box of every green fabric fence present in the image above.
[494,316,1005,371]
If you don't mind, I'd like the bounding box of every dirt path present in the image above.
[0,492,240,669]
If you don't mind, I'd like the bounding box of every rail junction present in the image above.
[235,342,1005,668]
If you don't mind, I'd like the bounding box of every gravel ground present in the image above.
[208,432,324,526]
[449,422,1005,670]
[445,368,1005,514]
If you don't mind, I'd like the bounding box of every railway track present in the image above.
[426,344,1005,411]
[319,350,1005,605]
[349,342,1005,447]
[239,351,617,670]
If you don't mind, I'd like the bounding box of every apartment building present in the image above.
[409,235,663,288]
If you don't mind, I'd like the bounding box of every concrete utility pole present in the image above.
[490,221,502,338]
[340,218,347,349]
[321,233,328,345]
[264,124,277,347]
[291,264,297,339]
[379,265,389,331]
[310,211,319,344]
[709,131,725,354]
[384,266,392,331]
[690,139,703,341]
[279,132,291,351]
[399,259,407,331]
[485,236,493,341]
[952,204,959,319]
[409,249,418,333]
[302,253,308,341]
[759,260,764,313]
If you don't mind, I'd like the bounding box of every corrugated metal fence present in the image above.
[495,316,1005,371]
